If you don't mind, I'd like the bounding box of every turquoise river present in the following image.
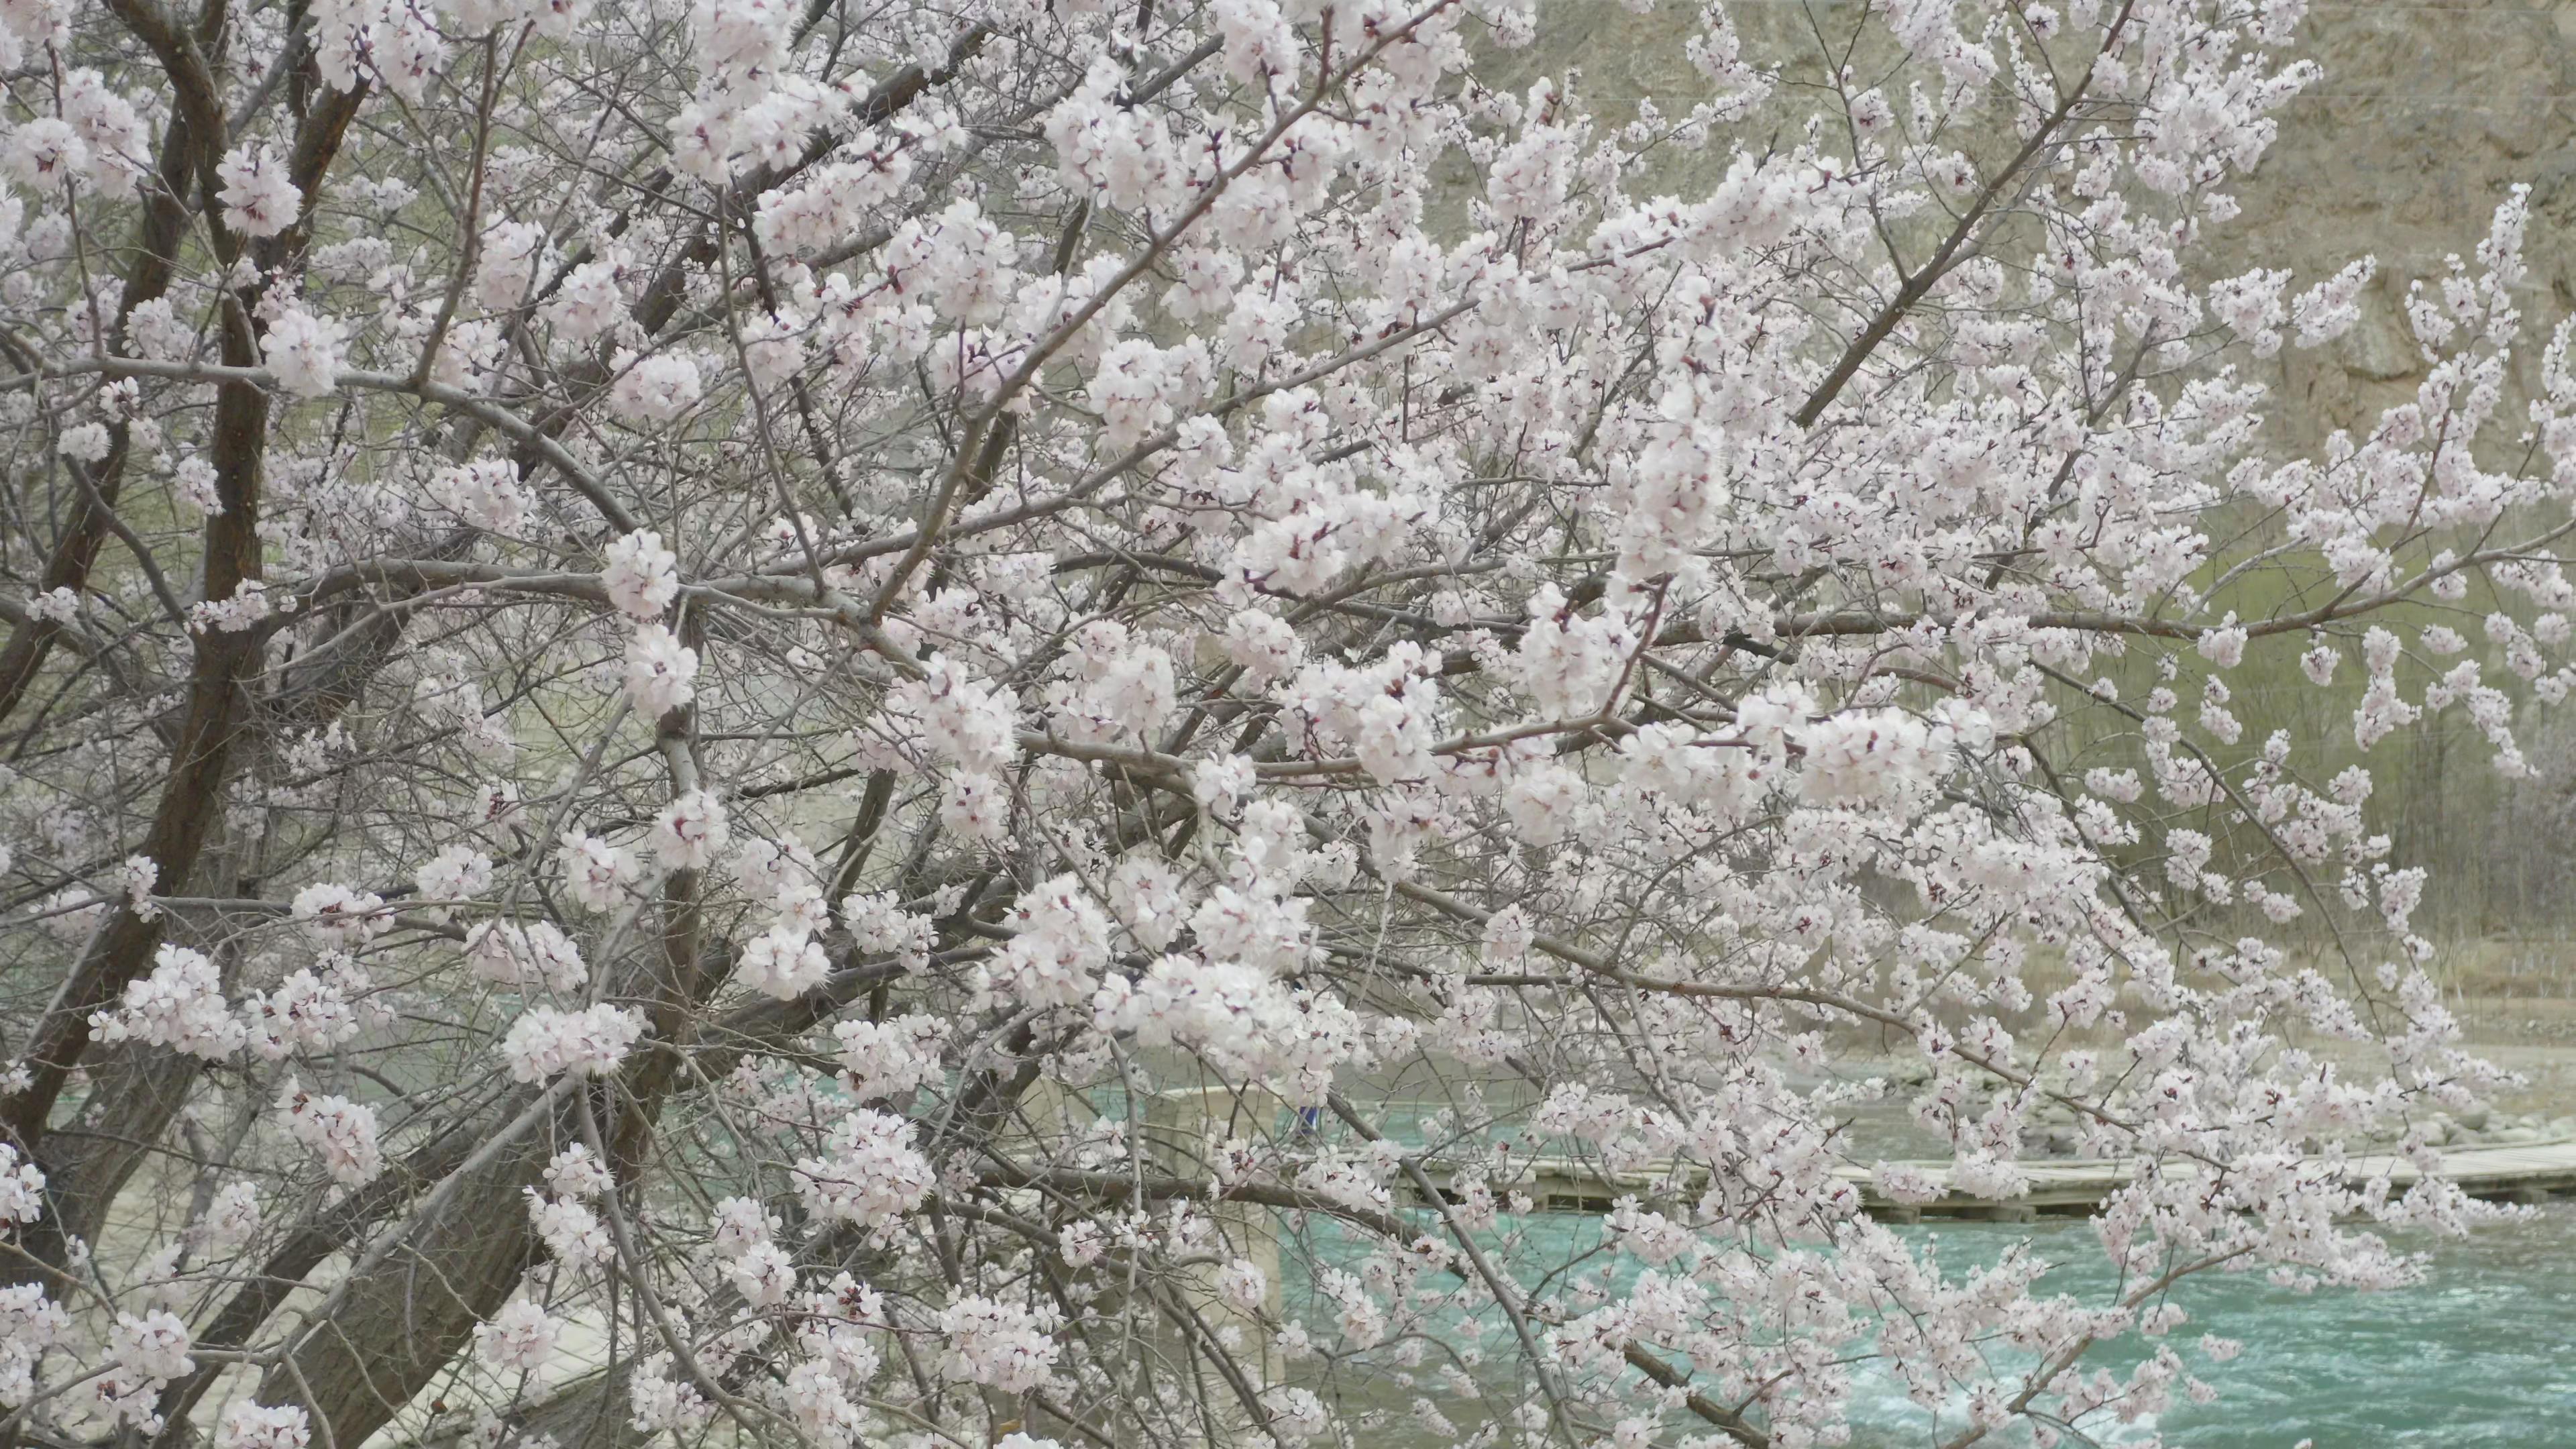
[1287,1203,2576,1445]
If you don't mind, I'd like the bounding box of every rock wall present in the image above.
[1501,2,2576,934]
[1507,0,2576,450]
[2236,1,2576,448]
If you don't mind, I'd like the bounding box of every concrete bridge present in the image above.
[1406,1138,2576,1221]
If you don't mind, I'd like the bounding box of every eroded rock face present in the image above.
[1506,0,2576,451]
[2229,1,2576,449]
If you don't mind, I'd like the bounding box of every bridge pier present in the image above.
[1144,1080,1286,1434]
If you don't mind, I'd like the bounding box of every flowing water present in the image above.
[1842,1208,2576,1446]
[1288,1205,2576,1446]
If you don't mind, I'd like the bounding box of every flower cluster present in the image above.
[792,1109,934,1232]
[499,1004,645,1082]
[89,945,244,1060]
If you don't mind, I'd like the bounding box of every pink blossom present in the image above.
[792,1108,932,1231]
[474,1299,560,1372]
[214,1403,311,1449]
[601,529,681,619]
[261,307,343,398]
[217,145,302,237]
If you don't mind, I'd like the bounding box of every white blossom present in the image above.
[0,7,2548,1444]
[464,919,588,994]
[601,530,681,619]
[474,1299,560,1372]
[217,145,303,237]
[830,1013,943,1100]
[792,1108,932,1232]
[649,789,730,870]
[90,945,244,1059]
[262,307,344,398]
[500,1004,645,1081]
[623,622,700,717]
[0,1145,43,1225]
[558,832,641,911]
[278,1079,382,1185]
[215,1403,311,1449]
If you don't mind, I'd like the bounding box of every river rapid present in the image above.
[1286,1204,2576,1446]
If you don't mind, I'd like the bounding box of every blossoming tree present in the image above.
[0,0,2557,1446]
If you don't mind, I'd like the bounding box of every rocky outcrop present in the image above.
[1507,1,2576,451]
